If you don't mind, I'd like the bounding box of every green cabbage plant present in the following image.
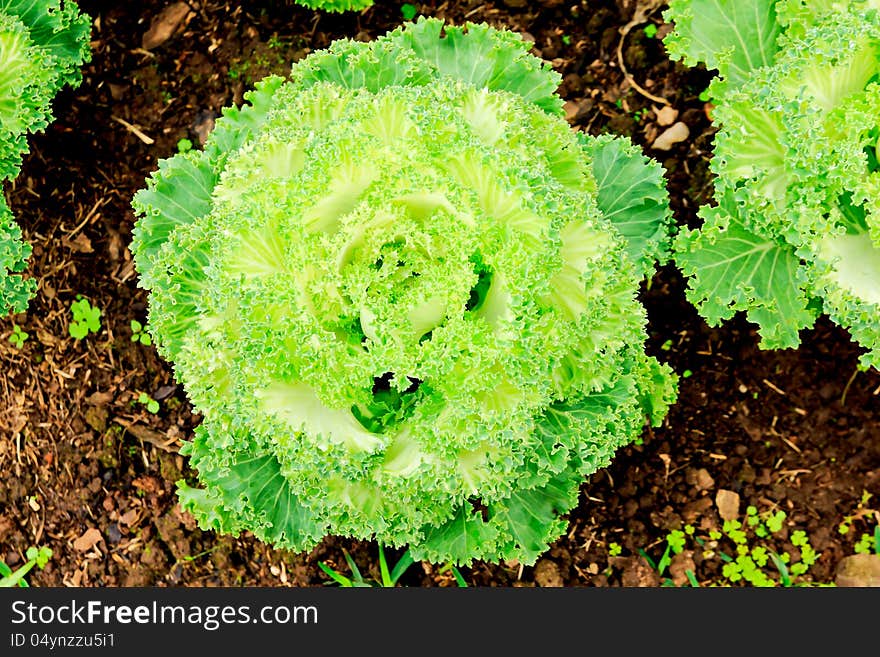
[0,0,91,315]
[664,0,880,368]
[131,18,677,565]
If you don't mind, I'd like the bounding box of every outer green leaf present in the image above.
[132,75,284,287]
[0,195,34,315]
[582,132,673,277]
[668,2,880,364]
[0,0,91,90]
[387,18,564,115]
[178,428,323,547]
[0,0,90,317]
[0,12,54,180]
[490,470,582,565]
[291,0,373,12]
[674,200,817,348]
[291,17,564,115]
[662,0,781,86]
[413,505,501,565]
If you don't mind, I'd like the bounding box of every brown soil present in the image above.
[1,0,878,588]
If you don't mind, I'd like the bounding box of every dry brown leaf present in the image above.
[73,527,103,552]
[115,419,179,453]
[142,2,191,50]
[64,233,93,254]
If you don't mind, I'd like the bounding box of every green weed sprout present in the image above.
[130,319,152,345]
[68,295,101,339]
[853,526,880,555]
[633,506,824,587]
[0,546,53,587]
[8,323,27,347]
[137,392,160,414]
[400,3,417,20]
[318,543,465,587]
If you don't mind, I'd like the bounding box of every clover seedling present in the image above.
[0,546,53,588]
[8,324,28,348]
[137,392,160,414]
[69,295,101,339]
[130,319,151,346]
[400,3,417,20]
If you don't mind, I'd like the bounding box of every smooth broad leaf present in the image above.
[582,133,673,277]
[674,199,817,348]
[662,0,781,86]
[178,441,322,550]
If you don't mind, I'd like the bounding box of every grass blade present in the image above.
[389,550,415,586]
[317,561,354,587]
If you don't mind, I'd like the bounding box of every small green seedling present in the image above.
[838,491,879,555]
[0,546,53,588]
[130,319,152,346]
[319,544,413,587]
[638,528,699,587]
[69,295,101,339]
[319,543,466,587]
[8,324,28,348]
[853,525,880,555]
[137,392,160,414]
[643,23,658,39]
[631,508,823,587]
[400,3,417,20]
[177,138,193,153]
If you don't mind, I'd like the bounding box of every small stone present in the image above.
[107,524,122,544]
[715,489,740,521]
[534,559,564,587]
[651,121,690,151]
[694,468,715,491]
[835,554,880,587]
[84,405,108,433]
[610,556,662,587]
[653,105,679,126]
[563,98,592,123]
